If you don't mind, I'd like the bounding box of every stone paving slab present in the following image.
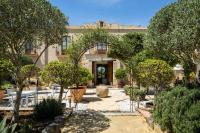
[86,88,134,112]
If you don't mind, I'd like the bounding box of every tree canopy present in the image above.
[108,32,144,62]
[137,59,174,93]
[146,0,200,70]
[0,0,67,121]
[41,61,73,102]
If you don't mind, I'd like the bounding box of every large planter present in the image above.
[70,86,86,102]
[0,89,5,102]
[96,85,109,98]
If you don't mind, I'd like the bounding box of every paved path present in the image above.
[82,88,135,112]
[101,116,155,133]
[62,111,154,133]
[61,89,155,133]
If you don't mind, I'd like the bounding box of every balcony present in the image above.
[97,43,107,54]
[56,50,68,61]
[97,49,107,54]
[24,49,39,61]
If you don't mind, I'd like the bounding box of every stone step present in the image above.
[99,111,140,116]
[101,111,140,116]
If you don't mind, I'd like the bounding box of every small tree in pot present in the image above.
[115,68,127,88]
[70,67,93,102]
[79,67,93,86]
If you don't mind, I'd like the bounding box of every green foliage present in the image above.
[18,56,33,66]
[109,32,144,62]
[41,61,72,87]
[0,0,67,120]
[33,98,64,120]
[115,68,127,80]
[20,64,40,78]
[137,59,174,92]
[189,72,196,82]
[41,61,73,102]
[0,117,17,133]
[18,122,32,133]
[0,59,15,85]
[67,29,110,86]
[146,0,200,75]
[154,86,200,133]
[67,28,110,64]
[79,67,93,85]
[124,86,146,101]
[1,81,13,90]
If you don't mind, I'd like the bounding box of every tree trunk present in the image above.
[58,86,64,103]
[137,101,139,108]
[12,85,23,122]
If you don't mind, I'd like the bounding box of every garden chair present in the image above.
[5,89,27,107]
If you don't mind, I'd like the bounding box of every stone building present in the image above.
[25,21,147,86]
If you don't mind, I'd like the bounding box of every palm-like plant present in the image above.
[0,117,17,133]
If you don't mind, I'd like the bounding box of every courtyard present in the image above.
[1,0,200,133]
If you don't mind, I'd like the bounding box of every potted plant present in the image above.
[115,68,127,88]
[70,67,93,102]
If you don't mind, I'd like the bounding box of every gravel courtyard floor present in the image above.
[62,88,154,133]
[102,116,155,133]
[61,111,155,133]
[70,88,136,112]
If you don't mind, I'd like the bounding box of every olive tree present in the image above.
[67,28,111,87]
[41,61,73,103]
[146,0,200,81]
[109,32,144,62]
[0,0,67,121]
[137,59,174,94]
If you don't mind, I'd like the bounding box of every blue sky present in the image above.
[49,0,176,27]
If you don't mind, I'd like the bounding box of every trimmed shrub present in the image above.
[124,86,146,101]
[33,98,64,120]
[79,67,93,85]
[137,59,174,93]
[153,86,200,133]
[115,68,127,80]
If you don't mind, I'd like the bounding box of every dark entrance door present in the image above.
[96,64,108,85]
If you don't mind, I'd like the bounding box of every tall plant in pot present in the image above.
[70,67,93,102]
[115,68,127,88]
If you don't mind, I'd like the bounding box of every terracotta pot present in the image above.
[0,89,5,102]
[70,86,86,102]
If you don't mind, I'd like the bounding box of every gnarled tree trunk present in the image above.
[58,86,64,103]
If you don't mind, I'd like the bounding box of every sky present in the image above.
[49,0,176,27]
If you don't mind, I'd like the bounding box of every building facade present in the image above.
[25,21,147,86]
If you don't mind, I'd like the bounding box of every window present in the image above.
[61,36,71,54]
[100,21,104,27]
[25,42,35,54]
[97,43,107,54]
